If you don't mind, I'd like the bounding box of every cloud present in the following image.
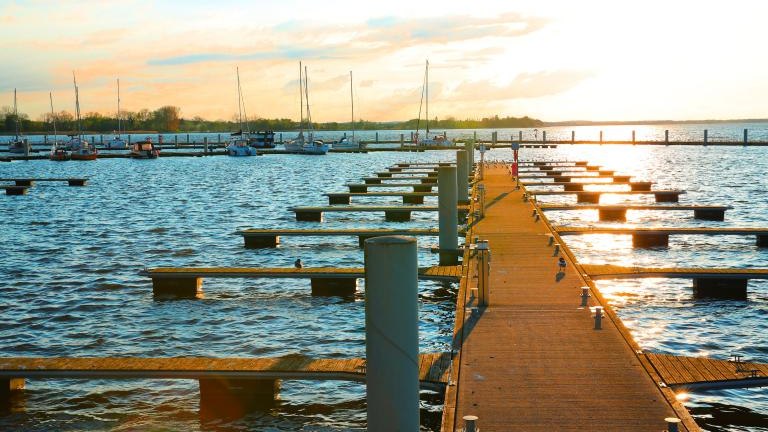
[448,70,594,101]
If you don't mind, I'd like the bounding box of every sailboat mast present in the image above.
[49,92,57,150]
[425,59,429,135]
[350,71,354,139]
[73,72,82,138]
[116,78,121,137]
[13,88,19,139]
[299,62,304,134]
[236,67,243,131]
[304,66,312,134]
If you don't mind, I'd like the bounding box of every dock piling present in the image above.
[438,166,459,265]
[693,278,747,300]
[665,417,682,432]
[310,278,357,296]
[364,236,420,432]
[457,151,469,204]
[244,235,280,249]
[199,377,280,416]
[152,276,203,298]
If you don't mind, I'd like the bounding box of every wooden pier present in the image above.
[325,191,438,204]
[538,204,732,221]
[530,190,685,203]
[146,265,462,297]
[0,177,88,186]
[442,164,697,431]
[289,205,468,222]
[346,183,436,193]
[555,226,768,247]
[237,228,443,248]
[523,180,654,191]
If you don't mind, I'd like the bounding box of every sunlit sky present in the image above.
[2,0,767,122]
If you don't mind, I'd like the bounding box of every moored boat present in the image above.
[412,60,453,148]
[68,73,98,160]
[248,130,276,149]
[7,89,31,155]
[329,71,365,151]
[284,63,329,155]
[48,92,70,161]
[130,137,160,159]
[226,67,257,157]
[105,78,128,150]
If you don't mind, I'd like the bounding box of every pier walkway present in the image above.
[443,165,695,431]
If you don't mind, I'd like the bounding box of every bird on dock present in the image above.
[294,258,303,269]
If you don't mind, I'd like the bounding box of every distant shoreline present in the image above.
[542,118,768,127]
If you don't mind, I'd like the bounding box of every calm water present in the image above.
[1,132,767,430]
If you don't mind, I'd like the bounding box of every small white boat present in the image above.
[285,63,329,155]
[68,73,98,160]
[329,71,365,151]
[285,131,329,155]
[227,68,257,157]
[106,79,128,149]
[48,92,70,161]
[413,60,453,148]
[227,132,257,156]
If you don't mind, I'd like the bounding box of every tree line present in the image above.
[0,105,543,134]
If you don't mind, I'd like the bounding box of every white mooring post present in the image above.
[364,236,420,432]
[438,166,459,266]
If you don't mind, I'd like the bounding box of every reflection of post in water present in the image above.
[199,377,280,420]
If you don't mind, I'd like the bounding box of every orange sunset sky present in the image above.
[2,0,767,123]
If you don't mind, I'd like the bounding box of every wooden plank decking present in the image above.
[443,165,696,431]
[645,353,768,390]
[0,353,450,389]
[556,227,768,235]
[146,265,463,282]
[581,264,768,280]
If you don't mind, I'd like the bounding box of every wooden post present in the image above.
[375,132,379,143]
[665,130,669,144]
[204,137,209,154]
[457,150,469,205]
[542,131,547,143]
[218,133,221,144]
[704,129,708,145]
[744,129,748,145]
[599,130,603,142]
[632,130,635,143]
[571,130,575,143]
[518,131,522,141]
[400,133,404,148]
[186,133,190,143]
[174,135,179,148]
[492,131,497,146]
[473,131,477,141]
[364,236,420,432]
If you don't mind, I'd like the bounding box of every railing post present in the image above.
[438,166,459,265]
[477,240,490,306]
[204,137,209,154]
[364,236,420,432]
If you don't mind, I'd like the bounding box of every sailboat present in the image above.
[284,62,329,155]
[413,60,453,147]
[7,89,31,155]
[68,73,98,160]
[106,78,128,149]
[227,67,257,156]
[330,71,365,150]
[49,92,71,161]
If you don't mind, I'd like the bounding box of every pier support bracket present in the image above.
[632,233,669,248]
[402,195,424,204]
[630,182,652,191]
[295,211,323,222]
[693,278,747,300]
[654,193,680,203]
[14,179,34,186]
[199,378,280,417]
[756,235,768,248]
[598,208,627,221]
[412,185,432,193]
[328,195,351,205]
[349,185,367,193]
[152,276,203,298]
[694,209,726,221]
[4,186,28,196]
[576,192,601,204]
[385,210,412,222]
[365,178,382,185]
[311,278,357,296]
[563,183,584,191]
[244,235,279,249]
[0,378,25,402]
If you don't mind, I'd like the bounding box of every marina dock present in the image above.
[442,164,697,431]
[555,226,768,247]
[236,228,443,248]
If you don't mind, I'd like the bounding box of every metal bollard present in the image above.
[531,209,537,217]
[580,287,590,307]
[548,235,554,246]
[463,415,479,432]
[553,244,560,255]
[665,417,681,432]
[594,306,603,329]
